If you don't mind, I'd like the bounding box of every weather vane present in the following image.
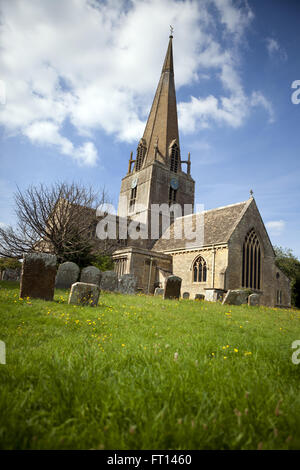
[170,25,174,36]
[250,189,254,197]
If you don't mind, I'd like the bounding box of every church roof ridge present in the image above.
[178,199,249,220]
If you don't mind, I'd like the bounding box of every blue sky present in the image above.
[0,0,299,257]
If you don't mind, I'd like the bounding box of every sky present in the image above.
[0,0,299,257]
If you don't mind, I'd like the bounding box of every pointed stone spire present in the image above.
[140,33,181,168]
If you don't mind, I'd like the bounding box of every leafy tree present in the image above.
[90,252,114,271]
[0,257,21,272]
[274,245,300,308]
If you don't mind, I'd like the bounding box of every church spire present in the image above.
[136,32,181,169]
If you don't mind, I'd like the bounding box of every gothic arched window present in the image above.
[193,256,207,282]
[242,228,261,290]
[135,139,146,171]
[170,141,179,173]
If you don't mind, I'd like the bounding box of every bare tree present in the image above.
[0,181,112,264]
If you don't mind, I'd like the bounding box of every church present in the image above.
[110,34,291,308]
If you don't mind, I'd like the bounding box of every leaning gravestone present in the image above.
[80,266,102,286]
[68,282,100,307]
[195,294,205,301]
[164,275,182,300]
[182,292,190,299]
[248,293,260,306]
[222,289,250,306]
[20,253,57,301]
[99,270,118,292]
[118,274,137,295]
[154,288,164,296]
[55,262,80,289]
[2,269,20,281]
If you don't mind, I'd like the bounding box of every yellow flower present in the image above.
[234,348,238,353]
[122,344,125,347]
[223,356,227,359]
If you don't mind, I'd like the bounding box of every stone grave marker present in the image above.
[164,275,182,300]
[118,274,137,295]
[55,261,80,289]
[20,253,57,301]
[99,270,118,292]
[80,266,102,286]
[68,282,100,307]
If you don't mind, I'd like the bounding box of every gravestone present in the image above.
[222,289,250,306]
[154,287,164,296]
[248,293,260,306]
[182,292,190,299]
[80,266,102,286]
[20,253,57,301]
[118,274,137,295]
[2,269,20,281]
[99,270,118,292]
[68,282,100,307]
[195,294,205,301]
[55,261,80,289]
[164,275,182,300]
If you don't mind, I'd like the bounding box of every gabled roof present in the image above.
[152,199,251,252]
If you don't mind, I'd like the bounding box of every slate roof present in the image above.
[152,199,250,252]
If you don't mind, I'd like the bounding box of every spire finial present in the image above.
[169,25,174,38]
[250,189,254,197]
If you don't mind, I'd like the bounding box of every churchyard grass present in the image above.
[0,280,299,450]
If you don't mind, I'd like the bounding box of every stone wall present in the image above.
[113,246,172,293]
[226,198,290,307]
[170,246,228,299]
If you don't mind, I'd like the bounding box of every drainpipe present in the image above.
[147,257,153,294]
[212,245,216,289]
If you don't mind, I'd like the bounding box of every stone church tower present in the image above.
[112,34,291,308]
[117,33,194,248]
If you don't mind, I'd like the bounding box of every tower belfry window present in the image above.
[169,187,177,205]
[129,186,137,211]
[170,141,179,173]
[242,228,261,290]
[135,139,146,172]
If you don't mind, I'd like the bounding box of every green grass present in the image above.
[0,280,300,450]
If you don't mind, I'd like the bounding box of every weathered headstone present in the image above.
[182,292,190,299]
[154,287,164,296]
[68,282,100,307]
[2,269,20,281]
[80,266,102,286]
[55,261,80,289]
[205,288,224,302]
[222,289,251,306]
[195,294,205,301]
[118,274,137,295]
[20,253,57,301]
[99,270,118,292]
[164,275,182,300]
[248,293,260,306]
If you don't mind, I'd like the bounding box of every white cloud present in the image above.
[266,37,287,61]
[0,0,273,165]
[24,121,98,166]
[266,220,286,236]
